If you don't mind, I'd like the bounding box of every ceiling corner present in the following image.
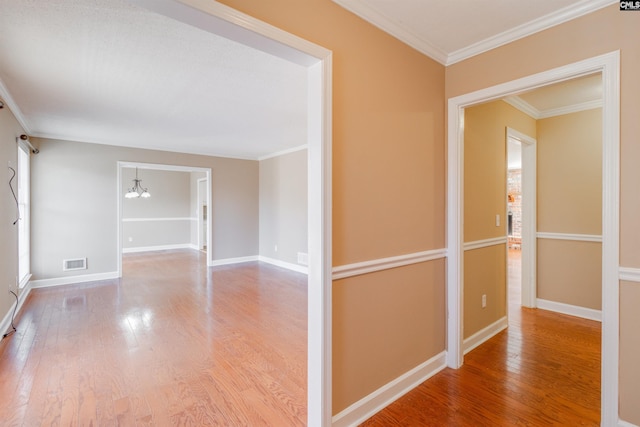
[0,77,31,134]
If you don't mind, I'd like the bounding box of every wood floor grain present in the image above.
[0,249,307,426]
[361,249,601,426]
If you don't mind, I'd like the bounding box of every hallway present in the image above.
[362,248,601,426]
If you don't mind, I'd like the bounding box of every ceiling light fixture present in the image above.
[125,168,151,199]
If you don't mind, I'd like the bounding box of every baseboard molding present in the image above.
[208,255,259,267]
[537,298,602,322]
[463,316,508,354]
[0,284,32,337]
[332,351,447,427]
[619,419,639,427]
[122,243,197,253]
[29,271,120,289]
[258,256,308,274]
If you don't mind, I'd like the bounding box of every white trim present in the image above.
[331,351,447,427]
[208,255,259,267]
[447,0,617,65]
[122,217,196,222]
[29,271,119,289]
[619,267,640,283]
[538,99,603,119]
[258,144,308,161]
[447,51,620,425]
[0,77,32,133]
[619,419,640,427]
[463,237,507,251]
[19,273,32,289]
[503,96,602,120]
[122,243,198,253]
[330,0,448,65]
[331,0,615,66]
[503,96,541,119]
[463,316,508,355]
[0,285,31,337]
[537,232,602,242]
[332,248,447,280]
[507,128,537,309]
[259,256,309,275]
[537,298,602,322]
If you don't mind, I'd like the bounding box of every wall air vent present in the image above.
[63,258,87,271]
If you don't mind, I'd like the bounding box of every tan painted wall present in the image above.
[537,109,602,234]
[0,105,25,324]
[537,240,602,310]
[332,259,445,410]
[463,100,534,338]
[464,245,506,338]
[620,281,640,424]
[216,0,446,413]
[446,5,639,423]
[536,109,602,310]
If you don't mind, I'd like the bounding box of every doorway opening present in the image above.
[447,51,620,424]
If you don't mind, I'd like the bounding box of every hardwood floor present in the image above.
[0,249,308,426]
[362,249,601,426]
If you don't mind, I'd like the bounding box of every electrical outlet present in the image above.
[128,236,133,242]
[482,294,487,308]
[297,252,309,266]
[274,245,278,252]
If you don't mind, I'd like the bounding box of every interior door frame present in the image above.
[506,128,537,308]
[447,51,620,425]
[126,1,333,425]
[196,177,207,251]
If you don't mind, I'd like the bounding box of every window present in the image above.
[17,143,30,287]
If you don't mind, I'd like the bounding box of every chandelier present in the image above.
[125,168,151,199]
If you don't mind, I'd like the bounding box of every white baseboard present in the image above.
[0,284,32,337]
[537,298,602,322]
[463,316,508,354]
[259,256,308,274]
[122,243,197,254]
[619,419,639,427]
[30,271,120,289]
[208,255,259,267]
[332,351,447,427]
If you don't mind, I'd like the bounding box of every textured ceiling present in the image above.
[0,0,308,160]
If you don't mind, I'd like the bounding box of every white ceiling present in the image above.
[333,0,616,65]
[0,0,611,160]
[0,0,308,160]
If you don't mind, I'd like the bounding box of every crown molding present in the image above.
[331,0,448,65]
[503,95,602,119]
[333,0,617,66]
[447,0,617,65]
[503,96,541,119]
[0,76,32,134]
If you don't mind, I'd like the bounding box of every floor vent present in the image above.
[63,258,87,271]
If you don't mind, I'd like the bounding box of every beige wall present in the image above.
[216,0,446,413]
[122,168,192,250]
[447,5,639,423]
[463,100,535,338]
[259,149,307,266]
[537,109,602,234]
[0,105,25,325]
[31,138,258,280]
[536,109,602,309]
[620,281,640,423]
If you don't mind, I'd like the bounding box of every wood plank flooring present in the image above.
[0,249,308,426]
[362,249,601,426]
